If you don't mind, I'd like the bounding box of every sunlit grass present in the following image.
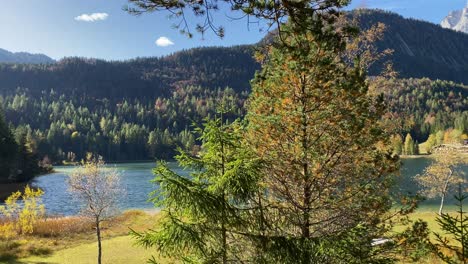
[0,210,163,263]
[21,235,167,264]
[1,207,462,264]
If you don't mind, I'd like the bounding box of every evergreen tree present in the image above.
[132,114,260,263]
[245,21,399,263]
[0,107,17,182]
[434,185,468,263]
[15,132,40,182]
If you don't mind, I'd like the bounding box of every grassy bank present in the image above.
[21,235,159,264]
[0,210,165,263]
[0,209,455,264]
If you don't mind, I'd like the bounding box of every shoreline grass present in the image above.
[0,207,462,264]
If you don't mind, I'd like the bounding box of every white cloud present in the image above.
[155,37,175,47]
[75,13,109,22]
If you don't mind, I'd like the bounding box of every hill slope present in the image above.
[355,9,468,84]
[0,46,258,99]
[1,10,468,162]
[1,10,468,100]
[0,48,54,64]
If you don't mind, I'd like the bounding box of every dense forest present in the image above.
[0,9,467,164]
[0,77,466,163]
[1,86,245,162]
[375,78,467,141]
[0,107,51,183]
[0,46,258,99]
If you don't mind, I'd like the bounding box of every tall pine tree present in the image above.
[245,21,400,263]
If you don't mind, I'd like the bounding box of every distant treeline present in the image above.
[1,86,245,162]
[0,107,52,183]
[376,78,467,141]
[0,77,466,163]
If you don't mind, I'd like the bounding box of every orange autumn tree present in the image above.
[245,22,401,262]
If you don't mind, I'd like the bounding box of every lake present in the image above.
[31,162,188,216]
[28,157,467,216]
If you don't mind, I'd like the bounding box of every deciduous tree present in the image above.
[416,148,468,215]
[68,154,122,264]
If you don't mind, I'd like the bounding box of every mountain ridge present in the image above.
[0,48,55,64]
[1,9,468,100]
[354,9,468,84]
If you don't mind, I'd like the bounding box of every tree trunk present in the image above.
[300,75,311,264]
[439,169,453,216]
[96,218,102,264]
[439,192,446,216]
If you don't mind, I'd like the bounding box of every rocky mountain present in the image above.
[441,4,468,33]
[0,48,55,64]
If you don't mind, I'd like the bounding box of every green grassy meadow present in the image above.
[0,209,448,264]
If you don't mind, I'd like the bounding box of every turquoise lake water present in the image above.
[31,162,188,216]
[29,157,467,216]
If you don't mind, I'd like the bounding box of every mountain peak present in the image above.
[0,48,54,64]
[441,4,468,33]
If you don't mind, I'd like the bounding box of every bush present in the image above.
[0,185,45,237]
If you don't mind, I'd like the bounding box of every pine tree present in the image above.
[434,185,468,263]
[132,114,261,263]
[245,22,399,263]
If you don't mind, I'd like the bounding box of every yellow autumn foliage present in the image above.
[0,185,45,238]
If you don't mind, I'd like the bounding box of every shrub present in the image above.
[0,185,45,237]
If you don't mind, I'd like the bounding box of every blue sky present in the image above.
[0,0,466,60]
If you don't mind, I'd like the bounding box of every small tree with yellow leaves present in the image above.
[0,185,45,238]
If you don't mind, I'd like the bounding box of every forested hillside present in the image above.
[0,77,466,163]
[1,87,245,162]
[374,78,467,142]
[1,9,468,163]
[1,10,468,100]
[355,9,468,84]
[0,48,54,64]
[0,46,258,99]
